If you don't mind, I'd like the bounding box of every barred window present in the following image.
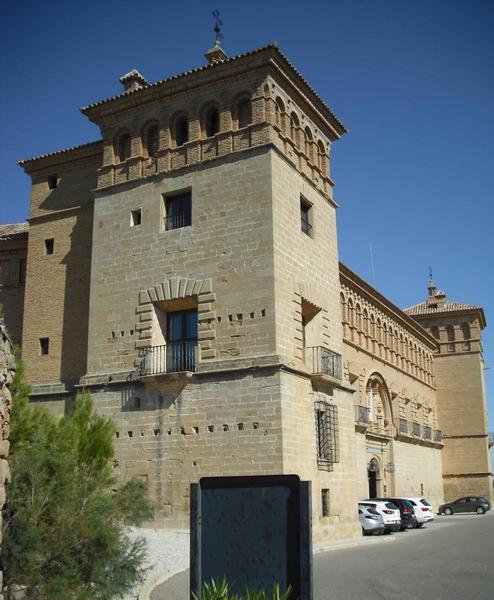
[315,401,339,471]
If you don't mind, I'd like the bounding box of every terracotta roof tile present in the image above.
[404,299,481,316]
[0,223,28,240]
[80,44,347,133]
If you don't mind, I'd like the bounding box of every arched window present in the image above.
[175,116,188,147]
[430,326,440,340]
[290,112,299,147]
[446,325,455,342]
[363,309,369,334]
[461,322,470,340]
[116,133,131,162]
[304,127,314,161]
[348,298,354,328]
[145,125,159,157]
[275,97,285,131]
[237,98,251,128]
[205,107,220,137]
[340,293,347,322]
[317,140,327,174]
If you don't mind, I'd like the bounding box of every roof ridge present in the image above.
[18,140,102,166]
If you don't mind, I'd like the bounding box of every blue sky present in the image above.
[1,1,493,439]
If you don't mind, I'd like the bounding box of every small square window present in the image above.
[45,239,54,255]
[130,209,142,226]
[48,175,58,190]
[300,196,312,237]
[39,338,49,355]
[164,191,191,231]
[322,489,330,517]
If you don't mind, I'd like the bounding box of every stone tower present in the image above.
[18,44,360,541]
[405,279,493,503]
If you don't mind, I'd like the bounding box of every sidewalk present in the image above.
[141,531,396,600]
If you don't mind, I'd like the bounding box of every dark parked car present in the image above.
[376,497,417,530]
[439,496,491,515]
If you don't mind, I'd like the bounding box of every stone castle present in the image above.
[1,42,491,541]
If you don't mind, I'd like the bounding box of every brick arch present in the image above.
[135,277,216,359]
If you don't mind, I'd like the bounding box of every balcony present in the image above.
[305,346,342,385]
[138,342,197,377]
[164,212,191,231]
[488,432,494,448]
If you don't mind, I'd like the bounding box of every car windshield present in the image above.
[368,508,380,515]
[479,497,488,503]
[385,502,398,510]
[420,499,431,506]
[402,500,413,509]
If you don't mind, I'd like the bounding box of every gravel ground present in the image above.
[123,527,189,599]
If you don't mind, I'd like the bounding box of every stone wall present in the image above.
[0,320,15,600]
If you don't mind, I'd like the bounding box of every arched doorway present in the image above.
[368,458,380,498]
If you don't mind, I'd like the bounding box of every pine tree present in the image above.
[2,360,155,599]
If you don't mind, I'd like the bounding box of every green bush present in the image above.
[193,577,294,600]
[2,361,155,600]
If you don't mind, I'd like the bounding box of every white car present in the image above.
[359,500,401,533]
[402,497,435,527]
[358,505,385,536]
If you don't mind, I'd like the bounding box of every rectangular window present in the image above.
[166,309,198,372]
[315,402,339,471]
[18,258,27,284]
[321,489,330,517]
[48,175,58,190]
[164,191,191,231]
[45,239,54,255]
[130,208,142,226]
[39,338,49,355]
[300,196,312,237]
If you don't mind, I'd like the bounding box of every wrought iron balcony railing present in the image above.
[305,346,342,381]
[355,405,370,424]
[164,212,191,231]
[139,342,197,376]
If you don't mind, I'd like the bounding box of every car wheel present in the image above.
[416,522,423,528]
[444,507,453,515]
[476,506,485,515]
[384,530,392,535]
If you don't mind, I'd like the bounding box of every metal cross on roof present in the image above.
[212,9,223,46]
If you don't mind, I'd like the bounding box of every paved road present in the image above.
[151,512,494,600]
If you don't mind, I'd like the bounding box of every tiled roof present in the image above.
[18,140,102,167]
[0,223,28,240]
[404,299,481,316]
[80,44,347,133]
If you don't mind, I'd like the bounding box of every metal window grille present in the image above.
[321,489,330,517]
[315,401,339,471]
